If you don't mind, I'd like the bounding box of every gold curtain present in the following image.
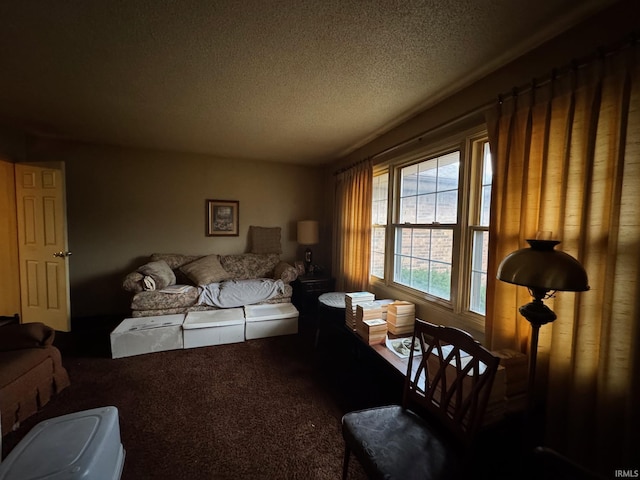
[485,42,640,474]
[332,159,373,292]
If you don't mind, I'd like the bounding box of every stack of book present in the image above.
[359,318,388,345]
[386,301,416,335]
[345,292,375,330]
[373,299,394,321]
[355,302,384,335]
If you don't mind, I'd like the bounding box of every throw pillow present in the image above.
[122,271,145,292]
[138,260,176,290]
[274,261,298,283]
[249,226,282,254]
[180,254,231,285]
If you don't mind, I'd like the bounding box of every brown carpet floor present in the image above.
[1,321,371,479]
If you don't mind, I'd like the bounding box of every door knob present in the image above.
[53,251,72,258]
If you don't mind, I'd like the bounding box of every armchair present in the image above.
[0,322,70,437]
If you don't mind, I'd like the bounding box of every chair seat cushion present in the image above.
[342,405,462,480]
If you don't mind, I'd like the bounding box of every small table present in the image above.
[315,291,346,347]
[292,274,335,313]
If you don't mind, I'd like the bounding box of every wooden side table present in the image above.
[292,274,335,314]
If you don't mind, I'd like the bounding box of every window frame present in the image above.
[369,125,489,333]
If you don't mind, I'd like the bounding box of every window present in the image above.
[371,172,388,279]
[395,152,459,300]
[468,141,492,315]
[370,128,491,322]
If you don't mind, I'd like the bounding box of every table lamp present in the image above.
[297,220,319,273]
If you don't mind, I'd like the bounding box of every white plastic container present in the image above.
[183,308,246,348]
[244,303,299,339]
[110,314,185,359]
[0,406,125,480]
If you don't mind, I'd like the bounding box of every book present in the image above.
[345,291,375,329]
[387,300,415,315]
[386,311,415,326]
[387,323,414,335]
[359,319,387,345]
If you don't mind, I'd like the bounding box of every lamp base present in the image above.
[519,296,556,418]
[304,248,313,273]
[519,298,557,327]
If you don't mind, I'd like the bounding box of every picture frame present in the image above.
[206,199,239,236]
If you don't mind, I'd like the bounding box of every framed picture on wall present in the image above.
[206,199,239,236]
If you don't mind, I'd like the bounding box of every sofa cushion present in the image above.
[131,287,200,311]
[138,260,176,290]
[180,255,231,285]
[220,253,280,280]
[249,226,282,254]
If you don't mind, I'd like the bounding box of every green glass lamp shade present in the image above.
[497,239,589,292]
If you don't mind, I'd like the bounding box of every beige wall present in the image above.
[28,141,327,317]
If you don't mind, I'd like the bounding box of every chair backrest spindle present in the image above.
[403,319,500,447]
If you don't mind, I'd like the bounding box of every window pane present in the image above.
[396,228,412,256]
[479,143,492,227]
[470,230,489,315]
[372,226,386,279]
[436,152,459,192]
[400,152,459,226]
[395,254,412,285]
[430,229,453,263]
[411,229,431,260]
[400,196,417,223]
[410,257,429,291]
[417,159,438,194]
[374,175,388,200]
[435,190,458,223]
[480,185,491,227]
[393,227,453,301]
[469,271,487,314]
[372,174,388,225]
[482,142,492,185]
[401,164,418,197]
[371,252,385,278]
[416,193,436,224]
[429,263,451,300]
[371,173,389,279]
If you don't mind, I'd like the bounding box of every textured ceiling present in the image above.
[0,0,618,165]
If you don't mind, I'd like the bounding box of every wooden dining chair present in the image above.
[341,319,500,480]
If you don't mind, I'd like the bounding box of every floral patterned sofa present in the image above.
[123,252,298,318]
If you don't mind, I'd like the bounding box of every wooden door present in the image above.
[15,162,71,331]
[0,160,20,317]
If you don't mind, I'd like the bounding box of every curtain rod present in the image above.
[497,30,638,103]
[333,101,492,176]
[335,29,638,177]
